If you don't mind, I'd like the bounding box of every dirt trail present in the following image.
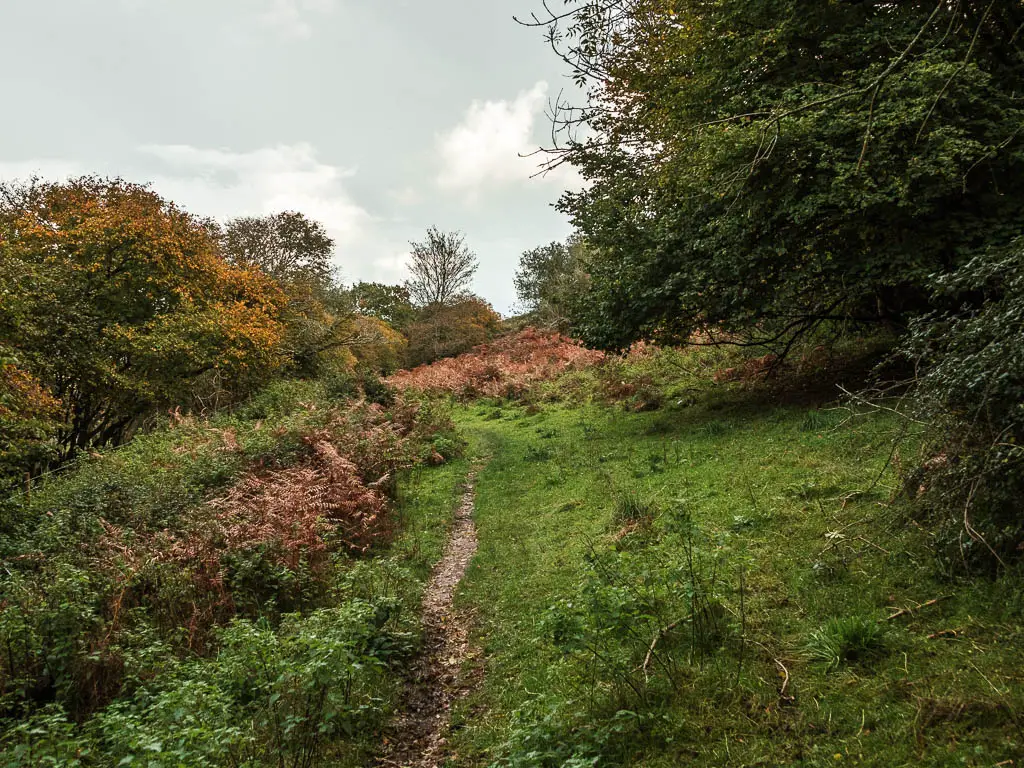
[377,469,481,768]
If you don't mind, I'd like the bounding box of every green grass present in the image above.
[391,456,474,579]
[448,395,1024,767]
[805,616,888,671]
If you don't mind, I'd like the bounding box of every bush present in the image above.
[390,328,604,400]
[0,381,458,723]
[612,493,657,525]
[0,706,93,767]
[95,602,409,767]
[404,297,501,368]
[901,239,1024,569]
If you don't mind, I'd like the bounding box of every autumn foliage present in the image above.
[0,177,286,468]
[403,296,502,367]
[1,382,457,716]
[390,328,604,399]
[0,354,61,482]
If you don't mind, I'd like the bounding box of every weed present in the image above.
[613,492,658,524]
[646,452,666,474]
[805,616,887,670]
[730,514,755,531]
[644,414,678,435]
[525,444,555,462]
[801,408,846,433]
[700,420,729,437]
[785,479,841,501]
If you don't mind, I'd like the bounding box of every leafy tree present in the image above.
[528,0,1024,351]
[405,297,500,367]
[349,316,409,374]
[349,282,417,331]
[514,236,591,330]
[221,211,334,287]
[222,212,357,376]
[0,177,286,463]
[405,227,479,308]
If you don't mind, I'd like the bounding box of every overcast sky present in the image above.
[0,0,581,314]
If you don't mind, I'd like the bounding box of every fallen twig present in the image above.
[884,595,952,622]
[774,656,791,699]
[751,640,794,703]
[855,535,891,555]
[643,614,691,682]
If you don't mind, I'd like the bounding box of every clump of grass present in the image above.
[700,420,729,437]
[800,408,845,433]
[525,444,555,462]
[645,413,678,435]
[613,492,658,525]
[806,616,887,670]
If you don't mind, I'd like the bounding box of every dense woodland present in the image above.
[1,1,1023,766]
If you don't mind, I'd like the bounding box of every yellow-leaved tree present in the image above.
[0,176,287,465]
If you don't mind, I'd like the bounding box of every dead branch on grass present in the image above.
[884,595,952,621]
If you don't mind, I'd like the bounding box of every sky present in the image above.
[0,0,583,314]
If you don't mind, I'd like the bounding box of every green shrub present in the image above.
[96,602,410,767]
[323,369,360,401]
[359,371,396,407]
[490,700,646,768]
[525,444,555,462]
[901,238,1024,569]
[0,706,93,767]
[430,434,464,461]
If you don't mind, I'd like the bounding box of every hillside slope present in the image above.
[446,396,1023,767]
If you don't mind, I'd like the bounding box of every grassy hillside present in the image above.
[4,332,1021,767]
[446,391,1023,766]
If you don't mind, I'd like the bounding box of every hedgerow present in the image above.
[900,238,1024,570]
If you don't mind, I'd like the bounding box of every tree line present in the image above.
[0,178,498,488]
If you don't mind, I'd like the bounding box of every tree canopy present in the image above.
[405,227,479,308]
[530,0,1024,351]
[514,237,591,330]
[0,177,286,461]
[405,296,500,367]
[349,281,417,331]
[222,211,335,288]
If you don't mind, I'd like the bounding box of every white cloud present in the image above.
[370,251,413,283]
[0,144,412,286]
[388,186,422,206]
[139,142,371,248]
[438,81,566,196]
[0,158,85,182]
[257,0,335,40]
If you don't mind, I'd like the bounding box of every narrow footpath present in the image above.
[377,468,481,768]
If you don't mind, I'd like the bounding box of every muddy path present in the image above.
[377,468,481,768]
